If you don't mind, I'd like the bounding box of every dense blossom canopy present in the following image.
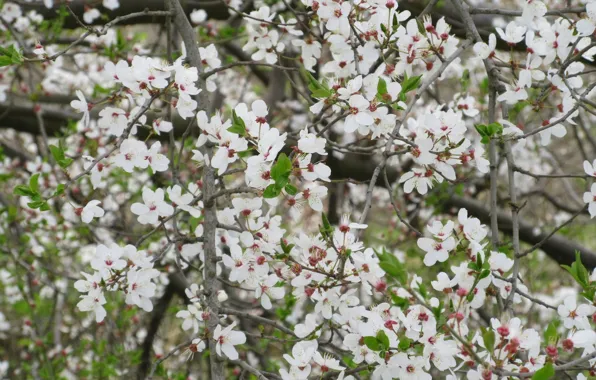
[0,0,596,379]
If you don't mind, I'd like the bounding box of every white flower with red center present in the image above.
[255,274,285,309]
[131,187,174,225]
[344,94,373,133]
[488,251,514,274]
[313,351,345,373]
[417,236,455,266]
[283,340,318,367]
[389,353,431,380]
[131,56,170,92]
[474,33,497,59]
[145,141,170,172]
[176,303,204,333]
[399,168,435,195]
[91,244,127,278]
[410,137,435,165]
[151,119,173,135]
[79,200,105,223]
[232,197,262,219]
[298,129,327,155]
[98,107,128,137]
[74,271,102,293]
[577,2,596,36]
[77,289,107,323]
[496,22,527,46]
[211,131,248,174]
[113,138,148,173]
[213,322,247,360]
[431,272,456,293]
[222,244,251,283]
[167,185,201,217]
[70,90,91,126]
[296,185,328,212]
[557,297,596,329]
[125,268,159,312]
[185,338,206,361]
[426,220,454,240]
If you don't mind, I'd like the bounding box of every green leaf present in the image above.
[270,153,292,190]
[482,327,495,353]
[390,293,410,309]
[54,184,65,197]
[460,69,470,92]
[376,330,390,350]
[508,100,529,122]
[379,262,407,284]
[27,200,45,209]
[474,124,489,137]
[302,69,331,98]
[0,56,12,67]
[280,238,294,255]
[29,174,40,193]
[263,184,281,199]
[479,269,490,279]
[49,142,74,168]
[312,88,331,98]
[58,158,74,168]
[400,75,422,94]
[487,122,503,136]
[377,77,388,96]
[228,110,247,135]
[544,321,559,345]
[363,336,380,351]
[13,185,35,197]
[0,45,22,67]
[398,336,412,351]
[321,212,333,234]
[531,363,554,380]
[271,153,292,180]
[285,184,298,196]
[562,252,590,288]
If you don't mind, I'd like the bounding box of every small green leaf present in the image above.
[544,321,559,345]
[0,45,22,67]
[321,212,333,234]
[531,363,554,380]
[285,184,298,196]
[398,336,412,351]
[50,144,65,161]
[27,201,45,209]
[377,77,388,96]
[363,336,380,351]
[302,69,331,98]
[312,88,331,98]
[54,184,65,197]
[58,158,73,168]
[29,174,40,193]
[14,185,35,197]
[379,262,407,284]
[228,110,247,135]
[482,327,495,353]
[263,184,281,199]
[400,75,422,94]
[376,330,390,350]
[271,153,292,180]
